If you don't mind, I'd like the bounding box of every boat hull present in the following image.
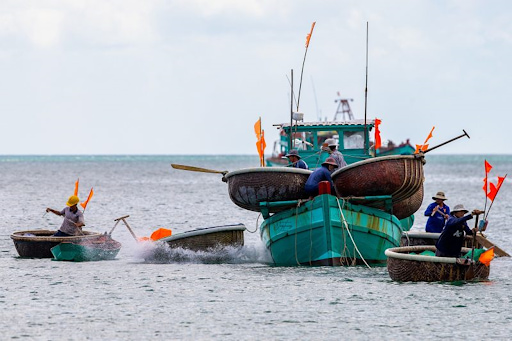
[385,245,490,282]
[260,194,404,266]
[331,155,425,219]
[224,167,312,213]
[51,234,122,262]
[11,230,103,258]
[159,224,246,251]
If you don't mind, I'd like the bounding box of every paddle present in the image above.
[171,164,228,176]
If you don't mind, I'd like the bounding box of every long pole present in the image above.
[363,22,369,153]
[297,22,315,112]
[290,69,294,150]
[423,130,470,154]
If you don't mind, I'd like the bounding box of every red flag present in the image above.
[74,178,79,196]
[487,175,506,201]
[483,160,493,194]
[374,118,382,150]
[479,247,494,267]
[80,188,94,210]
[305,22,316,48]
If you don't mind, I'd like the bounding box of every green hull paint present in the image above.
[51,242,120,262]
[260,194,404,266]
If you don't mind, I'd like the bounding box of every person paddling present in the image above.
[435,204,483,257]
[424,191,450,233]
[46,195,85,236]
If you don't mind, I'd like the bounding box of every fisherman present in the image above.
[46,195,85,236]
[305,157,338,196]
[435,204,484,258]
[424,191,450,233]
[285,149,309,169]
[325,138,347,168]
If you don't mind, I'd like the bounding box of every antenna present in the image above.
[364,22,369,152]
[311,76,322,121]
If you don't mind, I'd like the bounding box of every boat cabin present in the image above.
[267,119,375,169]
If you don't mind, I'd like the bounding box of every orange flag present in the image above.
[74,178,79,196]
[305,22,316,48]
[80,188,94,210]
[479,247,494,266]
[254,118,261,139]
[487,175,506,201]
[374,118,382,150]
[483,160,493,194]
[414,126,435,154]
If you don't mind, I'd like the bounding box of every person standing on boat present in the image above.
[435,204,483,257]
[424,191,450,233]
[285,149,308,169]
[305,157,338,196]
[46,195,85,236]
[325,138,347,168]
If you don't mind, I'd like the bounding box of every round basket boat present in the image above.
[11,229,103,258]
[385,245,490,282]
[158,224,246,251]
[390,185,424,219]
[332,155,425,215]
[224,167,312,213]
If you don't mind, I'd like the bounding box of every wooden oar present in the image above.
[475,233,510,257]
[171,164,228,176]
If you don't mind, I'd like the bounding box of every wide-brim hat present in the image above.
[322,157,338,167]
[432,191,447,200]
[285,149,301,159]
[66,195,80,207]
[451,204,468,215]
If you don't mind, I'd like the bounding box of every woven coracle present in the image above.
[224,167,312,213]
[385,245,490,282]
[11,229,103,258]
[391,185,424,219]
[161,224,246,252]
[332,155,425,214]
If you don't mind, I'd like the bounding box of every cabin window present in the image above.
[343,131,365,149]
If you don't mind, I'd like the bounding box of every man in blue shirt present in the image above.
[435,204,483,257]
[424,191,450,233]
[305,157,338,196]
[285,149,308,169]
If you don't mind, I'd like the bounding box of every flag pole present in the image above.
[297,22,315,112]
[485,174,507,220]
[483,160,489,214]
[363,22,369,153]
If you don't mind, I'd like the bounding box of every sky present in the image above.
[0,0,511,155]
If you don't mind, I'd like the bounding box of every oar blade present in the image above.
[171,164,228,175]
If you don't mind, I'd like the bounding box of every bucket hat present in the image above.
[322,157,338,167]
[451,204,468,215]
[324,138,338,147]
[285,149,301,159]
[432,191,447,200]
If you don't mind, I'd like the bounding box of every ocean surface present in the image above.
[1,154,511,340]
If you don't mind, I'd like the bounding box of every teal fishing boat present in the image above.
[259,192,406,266]
[51,234,121,262]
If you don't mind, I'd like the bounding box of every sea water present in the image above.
[1,155,511,340]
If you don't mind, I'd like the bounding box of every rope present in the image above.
[336,197,372,269]
[294,204,300,265]
[247,214,260,233]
